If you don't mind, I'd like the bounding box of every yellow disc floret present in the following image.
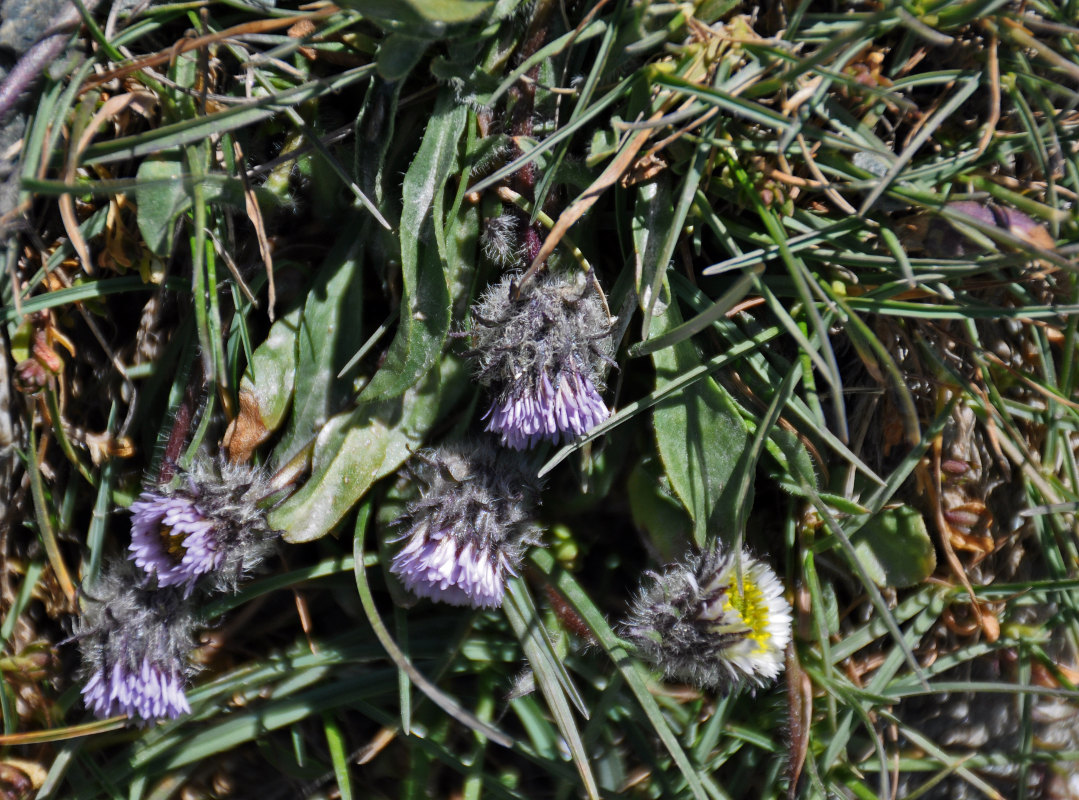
[724,575,771,652]
[158,524,188,560]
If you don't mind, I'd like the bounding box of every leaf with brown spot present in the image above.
[224,389,270,464]
[225,307,302,463]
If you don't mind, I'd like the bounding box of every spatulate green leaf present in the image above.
[358,93,464,403]
[650,296,749,548]
[851,505,937,588]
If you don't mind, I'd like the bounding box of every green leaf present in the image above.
[818,492,870,516]
[274,230,366,465]
[164,50,198,122]
[377,33,430,81]
[631,178,673,316]
[767,428,818,494]
[338,0,494,26]
[627,457,693,563]
[358,93,464,403]
[135,158,193,256]
[269,356,467,543]
[239,307,301,436]
[650,295,749,548]
[851,505,937,588]
[134,157,276,257]
[322,713,354,800]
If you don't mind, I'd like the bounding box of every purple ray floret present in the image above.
[391,528,510,609]
[484,367,610,450]
[81,657,191,721]
[129,492,222,592]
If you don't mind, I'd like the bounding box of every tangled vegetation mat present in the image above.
[2,1,1079,798]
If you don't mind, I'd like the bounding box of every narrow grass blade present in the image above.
[530,550,709,800]
[858,76,980,214]
[503,579,598,799]
[352,504,513,748]
[322,712,354,800]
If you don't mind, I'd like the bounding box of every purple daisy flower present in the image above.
[127,459,281,594]
[129,492,222,592]
[468,272,615,450]
[76,562,198,723]
[390,443,540,609]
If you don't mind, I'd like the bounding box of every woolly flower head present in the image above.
[129,458,280,594]
[468,271,615,450]
[620,545,791,690]
[76,562,198,722]
[390,442,541,609]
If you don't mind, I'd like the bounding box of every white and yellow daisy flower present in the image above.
[620,545,792,690]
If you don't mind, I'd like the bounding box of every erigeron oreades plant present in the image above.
[76,563,197,722]
[128,459,281,595]
[77,458,282,723]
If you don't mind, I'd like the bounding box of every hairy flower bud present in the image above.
[128,458,281,595]
[390,442,541,609]
[620,545,791,690]
[76,562,198,722]
[481,213,522,269]
[468,272,614,450]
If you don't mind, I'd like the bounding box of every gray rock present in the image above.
[0,0,71,56]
